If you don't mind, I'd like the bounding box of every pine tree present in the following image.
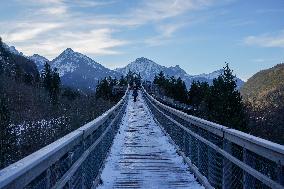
[96,78,112,100]
[172,77,188,103]
[119,76,127,86]
[13,64,22,81]
[188,81,210,107]
[42,62,52,92]
[208,63,247,131]
[51,68,60,104]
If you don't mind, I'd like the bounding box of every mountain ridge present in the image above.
[3,44,244,90]
[116,57,244,88]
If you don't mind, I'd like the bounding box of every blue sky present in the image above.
[0,0,284,80]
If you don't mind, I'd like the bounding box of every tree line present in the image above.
[153,63,247,132]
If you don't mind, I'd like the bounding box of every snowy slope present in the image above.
[50,48,121,90]
[29,54,49,71]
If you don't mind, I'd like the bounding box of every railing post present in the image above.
[183,130,186,153]
[207,141,213,186]
[197,140,201,171]
[46,168,51,189]
[81,141,86,189]
[222,140,232,189]
[277,161,284,186]
[68,152,74,189]
[243,148,255,189]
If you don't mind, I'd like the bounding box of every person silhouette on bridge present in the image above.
[133,86,138,102]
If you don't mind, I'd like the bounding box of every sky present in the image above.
[0,0,284,80]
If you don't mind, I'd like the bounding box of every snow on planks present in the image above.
[97,91,203,189]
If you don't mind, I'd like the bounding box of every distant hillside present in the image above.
[241,63,284,144]
[241,63,284,108]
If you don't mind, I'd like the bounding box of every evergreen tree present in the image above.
[174,77,188,103]
[208,63,247,131]
[119,75,127,86]
[188,81,210,107]
[13,64,22,81]
[51,68,60,104]
[41,63,61,103]
[42,62,52,92]
[154,71,166,86]
[96,78,112,100]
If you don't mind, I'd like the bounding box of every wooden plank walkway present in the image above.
[96,92,203,189]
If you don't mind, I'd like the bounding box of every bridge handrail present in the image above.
[143,88,284,164]
[0,88,129,189]
[143,87,284,189]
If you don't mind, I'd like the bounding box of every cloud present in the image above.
[144,23,186,46]
[244,31,284,48]
[39,6,67,15]
[8,28,128,59]
[3,23,62,42]
[1,0,219,58]
[126,0,214,26]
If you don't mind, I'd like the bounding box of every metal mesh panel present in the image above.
[20,99,127,189]
[143,93,283,189]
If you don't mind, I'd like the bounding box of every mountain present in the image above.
[115,57,189,81]
[2,43,24,56]
[115,57,167,81]
[116,57,244,88]
[0,42,38,77]
[241,63,284,107]
[29,54,49,71]
[241,63,284,144]
[50,48,121,90]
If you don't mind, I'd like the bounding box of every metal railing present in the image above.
[143,88,284,189]
[0,90,129,189]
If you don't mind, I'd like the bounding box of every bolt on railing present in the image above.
[143,88,284,189]
[0,90,129,189]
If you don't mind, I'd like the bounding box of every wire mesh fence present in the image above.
[143,91,284,189]
[0,91,128,189]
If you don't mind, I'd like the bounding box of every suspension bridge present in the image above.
[0,88,283,189]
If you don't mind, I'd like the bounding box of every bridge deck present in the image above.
[97,92,203,189]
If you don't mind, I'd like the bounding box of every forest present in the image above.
[0,39,127,169]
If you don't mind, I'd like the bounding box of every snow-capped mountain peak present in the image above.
[135,57,155,64]
[29,54,49,71]
[50,48,121,90]
[115,57,167,81]
[116,57,244,88]
[62,48,75,55]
